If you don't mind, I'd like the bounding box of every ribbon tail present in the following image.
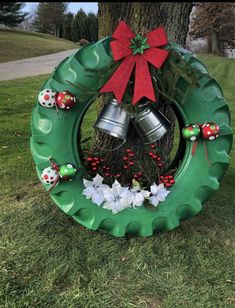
[191,141,198,156]
[204,141,211,166]
[99,55,136,103]
[133,56,156,105]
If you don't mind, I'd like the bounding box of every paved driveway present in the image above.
[0,49,78,81]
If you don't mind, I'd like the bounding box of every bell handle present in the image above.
[94,138,126,152]
[82,124,126,153]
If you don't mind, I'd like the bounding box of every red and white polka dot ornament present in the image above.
[56,91,76,110]
[38,89,57,108]
[201,122,220,141]
[41,167,59,184]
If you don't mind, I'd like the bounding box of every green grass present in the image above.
[0,29,77,63]
[0,54,235,307]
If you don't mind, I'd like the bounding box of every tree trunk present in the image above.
[98,2,192,43]
[211,30,220,55]
[207,37,212,53]
[92,2,193,186]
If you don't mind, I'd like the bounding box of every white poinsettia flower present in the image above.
[130,187,150,208]
[83,173,104,188]
[82,174,108,206]
[102,180,132,214]
[149,183,170,207]
[90,187,106,206]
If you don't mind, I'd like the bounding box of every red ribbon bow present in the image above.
[100,21,169,105]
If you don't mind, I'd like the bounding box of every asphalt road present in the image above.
[0,49,78,81]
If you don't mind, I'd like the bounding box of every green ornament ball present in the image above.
[59,163,77,181]
[182,124,201,141]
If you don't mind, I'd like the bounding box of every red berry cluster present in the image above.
[102,165,111,177]
[86,156,103,172]
[133,171,143,181]
[123,148,135,170]
[148,144,163,169]
[159,175,175,188]
[86,155,121,179]
[102,165,121,178]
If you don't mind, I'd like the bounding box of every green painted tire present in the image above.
[30,37,233,237]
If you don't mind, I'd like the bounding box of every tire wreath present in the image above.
[30,38,233,237]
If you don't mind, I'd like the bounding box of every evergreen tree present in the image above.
[33,2,51,34]
[190,3,235,56]
[0,2,28,27]
[62,12,74,40]
[71,9,87,42]
[71,13,80,42]
[34,2,68,37]
[77,9,87,39]
[86,12,98,41]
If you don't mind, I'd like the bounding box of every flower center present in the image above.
[114,195,121,202]
[135,40,142,48]
[130,33,150,55]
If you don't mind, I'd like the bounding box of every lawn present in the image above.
[0,54,234,307]
[0,29,77,63]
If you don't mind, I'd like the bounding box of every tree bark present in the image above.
[211,31,225,56]
[98,2,192,43]
[211,30,219,55]
[207,37,212,53]
[93,2,193,185]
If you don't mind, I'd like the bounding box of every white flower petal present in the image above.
[132,192,145,207]
[99,184,109,189]
[149,196,159,207]
[103,189,115,203]
[120,187,131,198]
[158,183,165,190]
[92,193,104,206]
[82,186,96,198]
[83,179,93,188]
[150,183,158,195]
[93,174,104,186]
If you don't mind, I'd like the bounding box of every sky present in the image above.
[22,2,98,15]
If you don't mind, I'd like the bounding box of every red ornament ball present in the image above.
[201,122,220,141]
[56,91,76,110]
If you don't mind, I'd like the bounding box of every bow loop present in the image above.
[146,26,168,47]
[112,20,135,40]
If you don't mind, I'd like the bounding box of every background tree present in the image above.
[85,12,98,41]
[189,3,235,56]
[62,12,74,40]
[70,13,79,42]
[71,9,87,42]
[34,2,67,37]
[0,2,28,27]
[33,2,50,34]
[94,2,193,174]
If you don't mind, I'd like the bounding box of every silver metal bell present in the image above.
[132,105,171,144]
[93,99,131,141]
